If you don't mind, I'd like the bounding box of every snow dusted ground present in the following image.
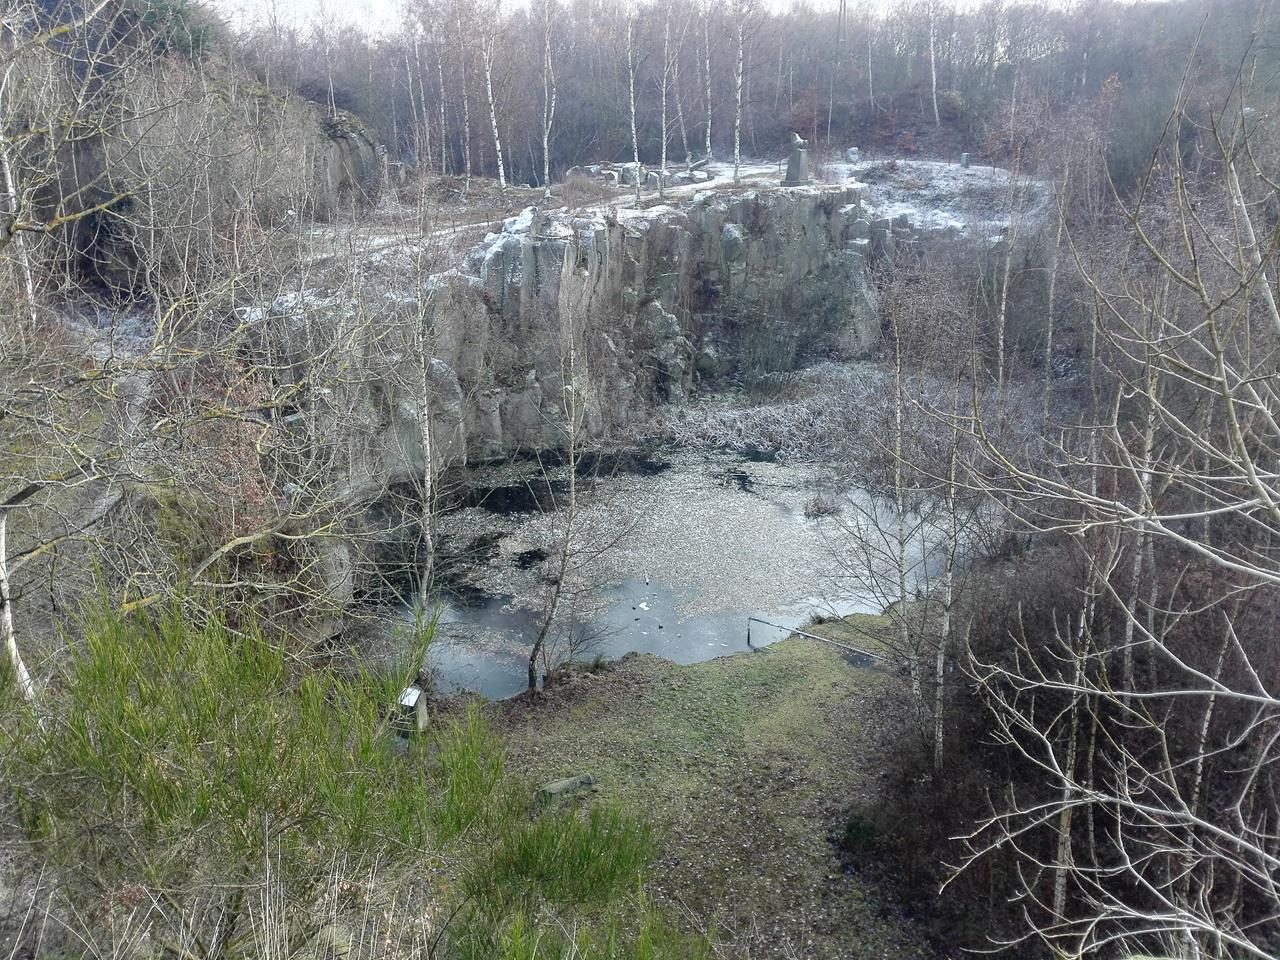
[299,159,788,270]
[823,157,1051,241]
[298,154,1048,284]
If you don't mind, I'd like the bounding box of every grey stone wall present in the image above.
[422,184,880,462]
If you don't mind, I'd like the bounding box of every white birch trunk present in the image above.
[436,49,449,175]
[733,20,744,184]
[674,42,691,170]
[627,13,641,205]
[659,10,670,198]
[867,33,874,108]
[1226,155,1280,336]
[411,34,432,173]
[1042,162,1068,423]
[541,0,556,199]
[0,513,36,704]
[934,443,959,773]
[0,65,38,325]
[481,36,507,195]
[455,5,473,189]
[928,0,940,126]
[703,14,713,160]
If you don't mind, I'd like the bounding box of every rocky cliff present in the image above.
[416,184,880,463]
[7,30,382,294]
[238,183,881,621]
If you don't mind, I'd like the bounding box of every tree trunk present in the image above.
[934,442,960,773]
[892,321,921,719]
[412,34,433,173]
[627,13,641,205]
[928,1,940,126]
[482,37,507,195]
[0,78,38,326]
[541,0,556,199]
[1051,618,1085,921]
[733,20,744,183]
[703,13,713,159]
[1042,161,1068,423]
[414,311,436,608]
[455,5,473,189]
[1226,155,1280,336]
[528,307,581,690]
[0,513,36,704]
[995,76,1021,390]
[867,33,874,108]
[436,48,449,175]
[674,40,692,170]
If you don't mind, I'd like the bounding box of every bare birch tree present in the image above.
[540,0,557,199]
[953,79,1280,960]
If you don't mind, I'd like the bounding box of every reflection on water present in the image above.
[422,578,873,700]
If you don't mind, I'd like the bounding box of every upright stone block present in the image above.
[783,132,811,186]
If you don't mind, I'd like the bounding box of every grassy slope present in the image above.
[493,618,930,960]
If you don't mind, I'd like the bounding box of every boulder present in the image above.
[535,773,596,807]
[721,222,747,263]
[618,161,646,185]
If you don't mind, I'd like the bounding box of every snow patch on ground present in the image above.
[824,158,1050,240]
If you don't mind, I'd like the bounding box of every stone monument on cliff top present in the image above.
[783,132,810,186]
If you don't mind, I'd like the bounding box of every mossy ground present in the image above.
[493,617,930,959]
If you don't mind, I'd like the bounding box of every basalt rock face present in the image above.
[243,186,879,620]
[425,185,880,462]
[316,112,383,221]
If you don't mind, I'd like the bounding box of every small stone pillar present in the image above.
[846,146,861,163]
[783,132,810,186]
[960,152,971,169]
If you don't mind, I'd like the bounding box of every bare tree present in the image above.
[702,2,713,161]
[626,7,642,205]
[658,4,670,198]
[480,25,507,196]
[0,510,35,703]
[731,0,757,183]
[954,78,1280,959]
[540,0,558,199]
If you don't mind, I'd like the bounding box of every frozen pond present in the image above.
[404,450,918,699]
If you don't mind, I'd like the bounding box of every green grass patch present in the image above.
[495,629,927,959]
[0,602,703,959]
[475,804,655,906]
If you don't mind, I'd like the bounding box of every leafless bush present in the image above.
[803,494,842,518]
[558,172,617,212]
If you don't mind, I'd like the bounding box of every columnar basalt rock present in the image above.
[425,183,879,462]
[247,183,885,624]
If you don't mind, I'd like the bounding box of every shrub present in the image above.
[2,604,437,890]
[0,602,701,958]
[431,706,509,841]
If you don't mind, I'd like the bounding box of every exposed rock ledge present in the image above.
[412,183,881,466]
[251,183,883,621]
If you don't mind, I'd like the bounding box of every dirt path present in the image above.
[493,621,930,960]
